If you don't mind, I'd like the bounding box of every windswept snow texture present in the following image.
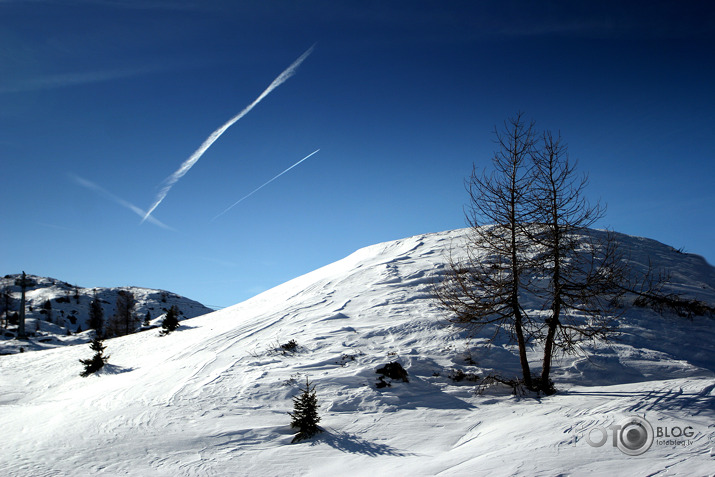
[1,229,714,476]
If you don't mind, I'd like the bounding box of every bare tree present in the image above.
[109,290,136,337]
[528,131,628,393]
[435,113,538,389]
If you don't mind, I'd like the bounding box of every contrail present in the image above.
[70,173,176,231]
[212,148,320,221]
[141,45,315,223]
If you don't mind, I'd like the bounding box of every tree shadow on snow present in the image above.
[311,429,414,457]
[384,376,478,411]
[563,385,715,415]
[98,363,134,375]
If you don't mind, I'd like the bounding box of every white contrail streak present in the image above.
[212,148,320,221]
[141,45,315,224]
[70,174,176,231]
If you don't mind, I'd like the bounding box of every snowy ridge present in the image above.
[0,228,713,476]
[0,275,213,354]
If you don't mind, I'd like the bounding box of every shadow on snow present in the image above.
[311,429,415,457]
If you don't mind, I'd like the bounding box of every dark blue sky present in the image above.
[2,1,713,307]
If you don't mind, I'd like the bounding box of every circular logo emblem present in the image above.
[617,416,654,456]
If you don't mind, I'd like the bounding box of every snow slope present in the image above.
[0,229,713,476]
[0,275,213,354]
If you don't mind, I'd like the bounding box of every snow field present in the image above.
[1,229,713,475]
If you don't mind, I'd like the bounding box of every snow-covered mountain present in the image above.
[0,274,213,354]
[0,228,713,476]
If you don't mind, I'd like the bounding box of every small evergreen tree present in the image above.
[88,294,104,337]
[143,311,151,327]
[289,377,322,443]
[1,288,13,328]
[42,299,53,323]
[160,305,179,335]
[79,335,109,377]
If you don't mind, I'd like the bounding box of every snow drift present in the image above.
[0,228,713,476]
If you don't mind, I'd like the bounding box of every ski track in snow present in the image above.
[1,229,714,476]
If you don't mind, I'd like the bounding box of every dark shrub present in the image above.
[281,339,298,353]
[376,362,409,383]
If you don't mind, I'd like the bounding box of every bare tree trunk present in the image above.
[511,210,532,388]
